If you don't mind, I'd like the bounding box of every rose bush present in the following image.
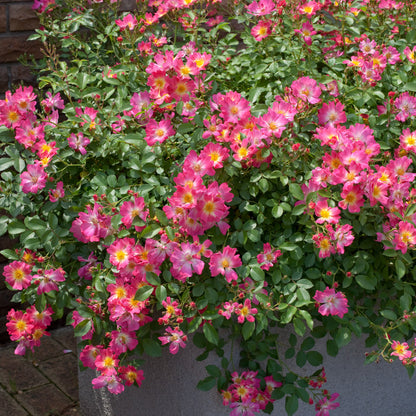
[1,0,416,414]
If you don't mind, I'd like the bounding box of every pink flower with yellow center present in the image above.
[391,341,412,361]
[3,261,33,290]
[20,162,48,194]
[158,327,187,355]
[107,238,135,270]
[209,246,242,283]
[315,199,341,224]
[251,20,272,42]
[313,287,348,318]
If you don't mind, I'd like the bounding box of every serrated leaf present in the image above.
[8,220,26,235]
[301,337,315,351]
[395,259,406,279]
[281,305,297,324]
[74,319,92,337]
[293,317,306,336]
[205,365,221,377]
[292,204,305,216]
[335,327,351,347]
[404,82,416,92]
[140,224,161,239]
[285,395,299,416]
[306,351,323,366]
[326,339,338,357]
[143,338,162,357]
[356,274,376,290]
[134,285,154,301]
[280,242,298,251]
[298,310,314,330]
[0,249,19,260]
[296,350,306,367]
[289,183,304,200]
[146,272,161,286]
[242,320,255,340]
[155,285,167,302]
[197,376,217,391]
[272,205,283,218]
[203,323,219,345]
[250,266,265,281]
[380,309,397,321]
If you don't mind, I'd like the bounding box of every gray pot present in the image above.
[78,331,416,416]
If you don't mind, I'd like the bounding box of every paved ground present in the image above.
[0,327,80,416]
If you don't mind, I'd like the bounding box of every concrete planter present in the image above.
[78,332,416,416]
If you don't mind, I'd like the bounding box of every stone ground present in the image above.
[0,327,80,416]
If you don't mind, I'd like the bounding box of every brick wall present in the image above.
[0,0,140,95]
[0,0,42,95]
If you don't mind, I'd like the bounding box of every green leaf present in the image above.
[197,376,217,391]
[356,274,376,291]
[242,320,255,340]
[250,266,265,281]
[335,328,351,348]
[292,204,305,216]
[395,259,406,279]
[272,205,283,218]
[285,395,299,416]
[380,309,397,321]
[203,323,219,345]
[404,82,416,92]
[293,317,306,336]
[280,242,298,251]
[8,220,26,235]
[281,305,297,324]
[143,338,162,357]
[326,339,338,357]
[0,249,19,260]
[301,337,315,351]
[400,293,411,311]
[134,285,154,301]
[155,285,167,302]
[298,310,314,330]
[145,272,161,286]
[107,174,117,187]
[74,319,92,338]
[289,183,304,200]
[188,316,202,333]
[296,350,307,367]
[306,351,323,366]
[296,387,310,403]
[205,365,221,377]
[140,224,161,239]
[406,365,415,379]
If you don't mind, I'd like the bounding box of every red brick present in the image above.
[10,64,36,86]
[10,4,39,32]
[0,35,42,63]
[0,66,9,94]
[119,0,136,11]
[0,6,7,33]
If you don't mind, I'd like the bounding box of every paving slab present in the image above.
[51,327,77,353]
[17,383,73,416]
[31,335,67,363]
[0,385,29,416]
[0,344,48,393]
[38,354,79,401]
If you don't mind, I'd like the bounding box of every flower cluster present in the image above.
[221,371,281,416]
[1,0,416,414]
[6,305,53,355]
